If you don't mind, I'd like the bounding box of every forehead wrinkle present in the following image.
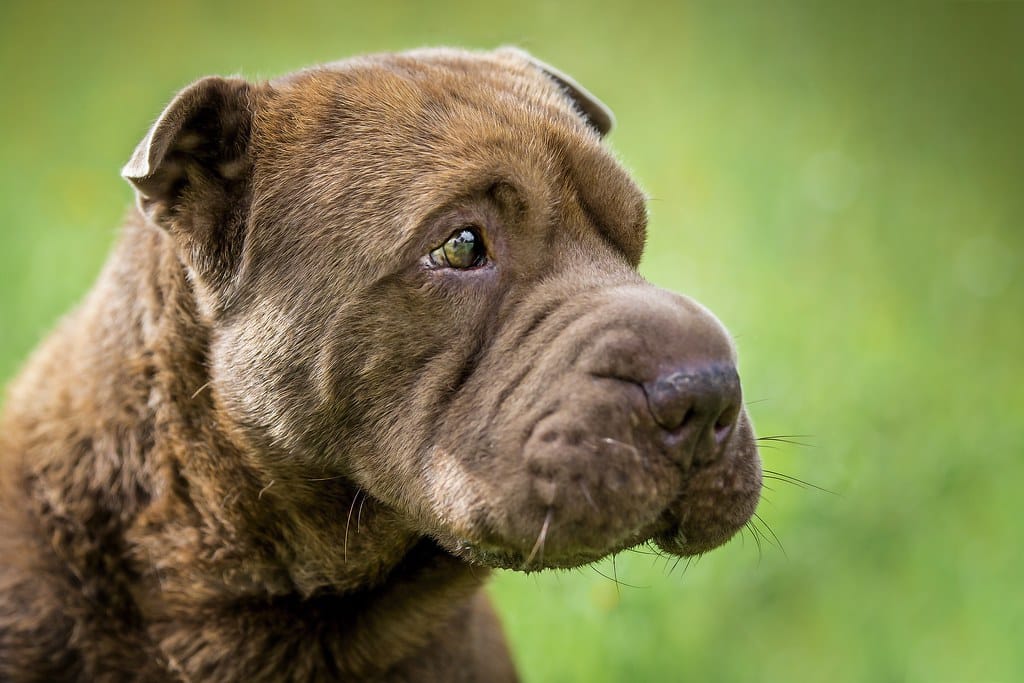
[256,51,595,272]
[395,122,561,237]
[392,169,544,254]
[552,132,648,264]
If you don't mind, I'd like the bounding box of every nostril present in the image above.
[713,403,740,445]
[646,364,740,429]
[647,376,698,432]
[644,363,742,461]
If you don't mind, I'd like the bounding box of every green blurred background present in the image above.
[1,2,1021,681]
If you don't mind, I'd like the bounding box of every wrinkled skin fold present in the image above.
[0,48,761,682]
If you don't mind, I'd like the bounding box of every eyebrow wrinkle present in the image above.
[551,132,645,266]
[574,185,636,263]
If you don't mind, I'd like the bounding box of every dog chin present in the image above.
[434,532,648,571]
[422,457,759,570]
[430,508,711,571]
[433,516,742,571]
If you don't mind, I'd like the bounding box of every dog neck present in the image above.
[3,215,488,677]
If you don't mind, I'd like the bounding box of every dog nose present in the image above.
[644,363,741,465]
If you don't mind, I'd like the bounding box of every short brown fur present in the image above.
[0,48,761,681]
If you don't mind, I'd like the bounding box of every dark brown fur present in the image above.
[0,48,761,681]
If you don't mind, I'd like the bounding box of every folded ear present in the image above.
[500,48,615,137]
[122,76,259,289]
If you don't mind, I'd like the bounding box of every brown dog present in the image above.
[0,48,762,681]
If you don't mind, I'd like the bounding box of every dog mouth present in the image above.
[435,487,758,571]
[425,413,762,571]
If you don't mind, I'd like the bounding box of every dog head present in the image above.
[122,47,761,570]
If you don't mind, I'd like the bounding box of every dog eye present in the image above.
[428,228,487,269]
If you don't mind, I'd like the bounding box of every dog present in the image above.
[0,47,762,681]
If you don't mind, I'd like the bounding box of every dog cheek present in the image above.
[419,447,495,539]
[206,307,329,462]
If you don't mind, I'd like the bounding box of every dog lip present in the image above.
[652,523,736,557]
[433,456,758,567]
[440,524,666,571]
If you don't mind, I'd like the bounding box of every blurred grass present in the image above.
[1,2,1022,681]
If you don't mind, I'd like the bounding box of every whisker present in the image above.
[356,492,367,532]
[524,508,553,568]
[647,543,670,570]
[757,434,815,448]
[753,512,787,558]
[590,565,645,589]
[762,469,838,496]
[257,479,275,500]
[598,437,639,457]
[189,381,211,400]
[579,481,599,512]
[746,520,764,563]
[761,473,806,488]
[247,473,350,487]
[343,489,363,563]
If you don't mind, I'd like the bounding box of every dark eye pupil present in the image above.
[443,228,484,268]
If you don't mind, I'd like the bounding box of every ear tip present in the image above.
[503,48,616,137]
[121,156,153,185]
[590,104,616,136]
[121,131,156,183]
[121,160,147,182]
[553,75,616,137]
